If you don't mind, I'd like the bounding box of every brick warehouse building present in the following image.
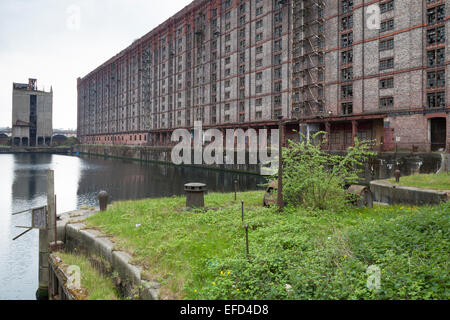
[77,0,449,152]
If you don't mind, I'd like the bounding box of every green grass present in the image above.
[389,172,450,191]
[86,192,449,300]
[55,252,121,300]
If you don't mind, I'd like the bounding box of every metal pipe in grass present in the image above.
[245,224,249,260]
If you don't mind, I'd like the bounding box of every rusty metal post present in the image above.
[394,169,401,183]
[325,121,331,151]
[98,191,109,211]
[241,201,244,222]
[277,116,284,212]
[234,179,238,201]
[245,225,249,260]
[352,120,358,147]
[54,195,57,245]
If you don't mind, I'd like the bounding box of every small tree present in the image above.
[65,137,80,146]
[275,132,375,211]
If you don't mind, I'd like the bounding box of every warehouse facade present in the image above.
[77,0,449,152]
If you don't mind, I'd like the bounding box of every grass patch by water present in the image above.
[389,172,450,191]
[86,191,449,300]
[55,252,121,300]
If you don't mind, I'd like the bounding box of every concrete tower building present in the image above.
[12,78,53,147]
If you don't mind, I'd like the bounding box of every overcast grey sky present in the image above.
[0,0,190,129]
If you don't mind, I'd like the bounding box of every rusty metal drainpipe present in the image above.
[278,116,284,212]
[54,195,57,246]
[245,225,249,260]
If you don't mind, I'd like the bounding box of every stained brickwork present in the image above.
[77,0,449,152]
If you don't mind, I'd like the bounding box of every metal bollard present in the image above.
[98,191,109,211]
[185,183,207,208]
[394,169,401,183]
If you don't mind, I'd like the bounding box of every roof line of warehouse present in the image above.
[78,0,209,83]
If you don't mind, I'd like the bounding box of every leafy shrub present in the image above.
[89,191,449,300]
[192,203,449,300]
[277,133,375,211]
[346,204,449,299]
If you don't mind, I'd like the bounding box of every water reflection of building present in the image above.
[0,133,8,146]
[11,154,52,200]
[76,156,266,203]
[2,154,45,300]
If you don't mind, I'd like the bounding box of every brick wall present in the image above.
[77,0,449,150]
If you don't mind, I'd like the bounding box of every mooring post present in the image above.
[98,191,109,211]
[185,183,207,209]
[394,169,401,183]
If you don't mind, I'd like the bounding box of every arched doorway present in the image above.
[430,118,447,151]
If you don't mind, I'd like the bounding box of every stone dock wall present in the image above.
[52,209,160,300]
[74,144,262,175]
[0,147,73,154]
[370,180,449,206]
[75,144,445,182]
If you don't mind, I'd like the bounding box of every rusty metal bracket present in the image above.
[11,206,48,241]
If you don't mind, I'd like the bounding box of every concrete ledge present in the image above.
[370,180,449,206]
[111,251,142,287]
[93,237,115,264]
[66,223,86,239]
[57,209,99,242]
[64,218,159,300]
[140,280,161,300]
